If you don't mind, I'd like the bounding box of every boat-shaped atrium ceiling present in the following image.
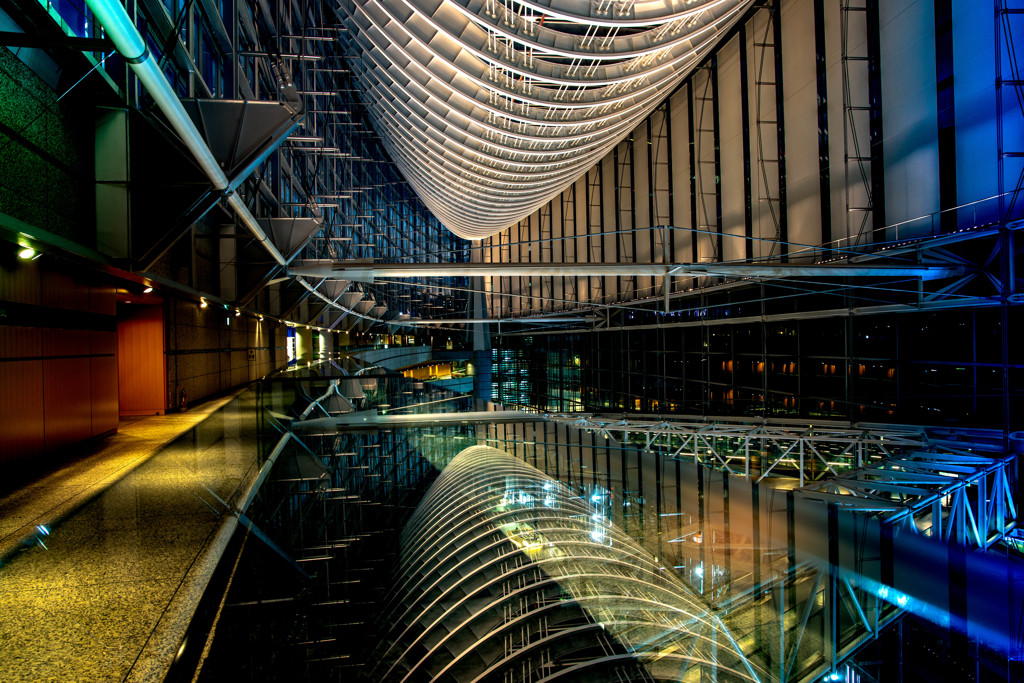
[337,0,753,239]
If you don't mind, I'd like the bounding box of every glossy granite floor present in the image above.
[0,389,263,682]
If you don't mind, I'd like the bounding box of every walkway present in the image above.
[0,389,262,682]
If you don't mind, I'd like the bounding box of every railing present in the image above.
[482,193,1020,316]
[547,413,935,485]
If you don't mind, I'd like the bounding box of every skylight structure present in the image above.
[372,446,763,681]
[338,0,754,239]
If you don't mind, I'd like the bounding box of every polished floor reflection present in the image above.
[0,391,262,682]
[3,363,1017,682]
[373,445,764,682]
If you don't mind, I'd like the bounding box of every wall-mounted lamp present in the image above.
[143,286,154,294]
[200,298,208,308]
[17,247,37,260]
[235,309,241,317]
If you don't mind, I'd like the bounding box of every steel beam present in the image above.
[292,410,549,433]
[0,31,114,51]
[402,317,595,325]
[799,449,1019,550]
[288,260,964,281]
[84,0,299,270]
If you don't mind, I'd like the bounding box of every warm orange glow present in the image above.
[118,304,167,415]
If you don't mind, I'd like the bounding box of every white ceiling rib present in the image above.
[339,0,751,239]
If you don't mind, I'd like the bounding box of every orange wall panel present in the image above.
[43,358,92,451]
[0,326,41,359]
[0,261,41,305]
[90,356,119,435]
[89,283,117,316]
[117,304,166,415]
[0,361,45,465]
[42,328,90,358]
[0,262,119,478]
[41,269,89,311]
[90,329,117,356]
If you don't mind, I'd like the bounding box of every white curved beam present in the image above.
[370,445,765,682]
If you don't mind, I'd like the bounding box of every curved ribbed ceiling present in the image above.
[338,0,753,239]
[373,446,763,681]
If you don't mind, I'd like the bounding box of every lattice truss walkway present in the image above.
[548,413,1019,551]
[532,414,1022,680]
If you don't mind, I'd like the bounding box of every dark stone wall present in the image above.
[165,298,288,411]
[0,46,95,243]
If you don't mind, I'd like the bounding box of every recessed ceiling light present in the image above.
[17,247,35,259]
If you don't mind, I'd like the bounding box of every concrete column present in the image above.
[469,272,492,405]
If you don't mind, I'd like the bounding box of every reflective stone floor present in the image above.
[0,390,261,682]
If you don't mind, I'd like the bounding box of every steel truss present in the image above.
[760,447,1021,682]
[537,413,1022,680]
[546,413,932,485]
[800,447,1019,551]
[547,412,1019,551]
